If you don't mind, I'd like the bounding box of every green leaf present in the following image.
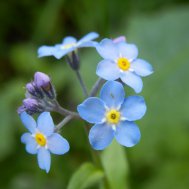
[100,141,129,189]
[67,162,104,189]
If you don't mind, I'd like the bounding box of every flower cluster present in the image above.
[18,72,56,115]
[18,32,153,172]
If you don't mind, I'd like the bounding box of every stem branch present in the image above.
[75,70,88,97]
[90,78,105,97]
[55,115,73,132]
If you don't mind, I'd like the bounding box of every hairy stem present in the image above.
[55,115,73,132]
[52,100,80,118]
[90,78,105,97]
[75,70,88,97]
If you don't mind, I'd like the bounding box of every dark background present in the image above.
[0,0,189,188]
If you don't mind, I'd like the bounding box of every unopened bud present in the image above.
[23,98,44,115]
[17,105,26,114]
[26,82,43,98]
[34,72,56,99]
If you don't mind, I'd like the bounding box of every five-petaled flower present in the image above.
[20,112,70,173]
[96,39,153,93]
[38,32,99,59]
[77,81,146,150]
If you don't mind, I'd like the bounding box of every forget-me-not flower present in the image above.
[96,39,153,93]
[20,112,70,173]
[77,81,146,150]
[38,32,99,59]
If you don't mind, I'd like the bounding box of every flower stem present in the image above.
[52,100,80,118]
[75,70,88,97]
[55,115,73,132]
[90,77,105,97]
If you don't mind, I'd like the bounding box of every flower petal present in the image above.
[96,39,118,59]
[62,36,77,45]
[20,112,36,133]
[37,112,54,136]
[115,121,141,147]
[37,148,51,173]
[100,81,125,109]
[120,72,143,93]
[78,32,99,44]
[121,96,146,121]
[89,123,114,150]
[52,45,74,59]
[48,133,70,155]
[21,133,32,144]
[96,60,120,80]
[77,97,106,124]
[21,134,37,154]
[77,41,98,48]
[131,59,154,77]
[38,46,55,58]
[117,42,138,60]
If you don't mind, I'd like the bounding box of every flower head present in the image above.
[20,112,70,173]
[38,32,99,59]
[77,81,146,150]
[17,72,56,115]
[96,39,153,93]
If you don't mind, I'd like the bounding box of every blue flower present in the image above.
[77,81,146,150]
[20,112,70,173]
[38,32,99,59]
[96,39,154,93]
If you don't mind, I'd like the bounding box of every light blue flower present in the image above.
[77,81,146,150]
[20,112,70,173]
[96,39,153,93]
[38,32,99,59]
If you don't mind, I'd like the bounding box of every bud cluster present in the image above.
[17,72,56,115]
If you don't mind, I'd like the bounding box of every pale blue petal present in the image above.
[37,112,54,136]
[52,45,74,59]
[62,36,77,45]
[21,134,37,154]
[48,133,70,155]
[131,59,154,77]
[77,41,98,48]
[78,32,99,44]
[100,81,125,109]
[89,123,114,150]
[38,46,55,57]
[117,42,138,60]
[121,96,146,121]
[96,60,120,80]
[20,112,36,133]
[21,133,32,144]
[115,121,141,147]
[120,72,143,93]
[96,39,119,59]
[37,148,51,173]
[77,97,106,124]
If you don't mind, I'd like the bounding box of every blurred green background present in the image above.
[1,0,189,188]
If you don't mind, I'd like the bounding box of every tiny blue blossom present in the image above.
[38,32,99,59]
[77,81,146,150]
[96,39,154,93]
[20,112,70,173]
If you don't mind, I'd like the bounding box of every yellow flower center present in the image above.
[35,133,46,146]
[106,109,121,124]
[61,43,76,49]
[117,57,130,71]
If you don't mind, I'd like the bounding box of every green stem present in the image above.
[90,78,105,97]
[75,70,89,97]
[55,115,73,132]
